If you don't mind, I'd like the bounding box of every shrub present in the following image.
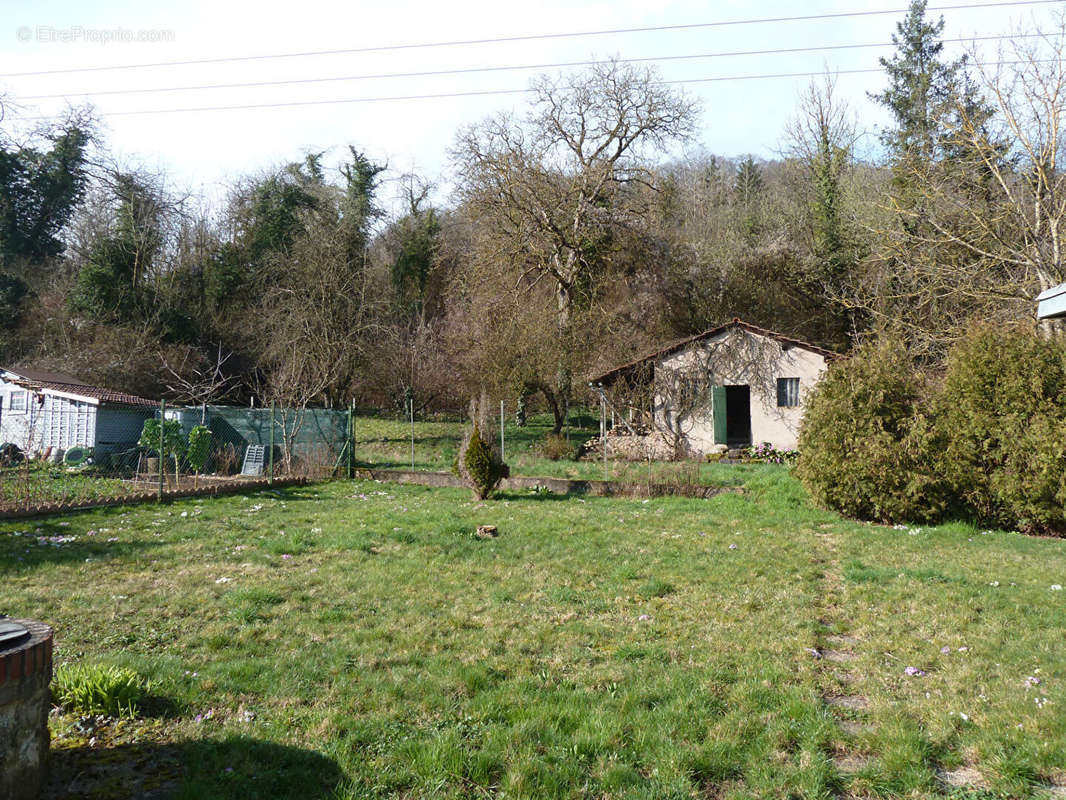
[52,662,150,718]
[0,442,24,466]
[796,336,946,523]
[931,324,1066,534]
[457,423,509,500]
[138,418,185,459]
[453,395,509,500]
[187,424,212,473]
[541,433,574,461]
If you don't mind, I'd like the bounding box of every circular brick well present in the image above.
[0,619,53,800]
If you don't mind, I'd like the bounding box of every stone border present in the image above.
[0,477,308,521]
[361,469,740,499]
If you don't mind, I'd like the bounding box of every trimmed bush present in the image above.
[456,423,509,500]
[796,337,947,523]
[931,324,1066,534]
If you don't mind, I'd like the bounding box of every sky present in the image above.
[0,0,1059,212]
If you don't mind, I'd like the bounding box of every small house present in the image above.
[590,319,836,454]
[0,367,156,459]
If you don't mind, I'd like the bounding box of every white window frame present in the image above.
[9,390,27,413]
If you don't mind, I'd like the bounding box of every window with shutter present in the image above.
[776,377,800,408]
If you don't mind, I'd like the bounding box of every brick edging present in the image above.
[0,477,308,521]
[0,620,52,687]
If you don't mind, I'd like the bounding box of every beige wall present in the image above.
[653,328,828,452]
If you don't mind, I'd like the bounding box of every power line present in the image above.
[20,59,1048,120]
[2,0,1059,79]
[17,33,1041,102]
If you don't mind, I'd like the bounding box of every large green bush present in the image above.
[931,325,1066,534]
[796,337,946,523]
[800,325,1066,535]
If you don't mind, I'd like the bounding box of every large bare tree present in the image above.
[451,60,698,430]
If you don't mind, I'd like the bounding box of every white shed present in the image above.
[0,368,156,458]
[1037,282,1066,320]
[590,319,837,453]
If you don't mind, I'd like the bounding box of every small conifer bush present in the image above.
[454,395,509,500]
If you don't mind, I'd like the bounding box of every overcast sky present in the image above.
[1,0,1057,211]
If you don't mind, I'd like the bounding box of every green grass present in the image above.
[353,412,753,486]
[2,469,1065,798]
[0,463,129,508]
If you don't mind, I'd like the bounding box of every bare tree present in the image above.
[254,209,388,471]
[451,60,699,430]
[161,343,238,412]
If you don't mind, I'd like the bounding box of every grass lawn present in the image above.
[353,412,753,486]
[2,468,1065,798]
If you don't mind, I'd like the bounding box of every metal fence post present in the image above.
[601,393,608,481]
[158,399,165,501]
[409,396,415,470]
[347,400,354,479]
[269,401,275,484]
[500,399,505,460]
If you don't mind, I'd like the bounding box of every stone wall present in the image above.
[0,619,53,800]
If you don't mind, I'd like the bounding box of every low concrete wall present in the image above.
[0,619,52,800]
[363,469,738,499]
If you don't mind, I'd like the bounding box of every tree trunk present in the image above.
[537,385,564,434]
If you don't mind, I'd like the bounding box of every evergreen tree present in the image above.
[733,156,764,241]
[871,0,988,181]
[339,147,386,269]
[733,156,764,205]
[391,207,440,318]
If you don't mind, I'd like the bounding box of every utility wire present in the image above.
[17,33,1041,101]
[2,0,1059,78]
[20,59,1049,120]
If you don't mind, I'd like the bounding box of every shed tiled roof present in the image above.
[4,368,157,408]
[32,381,157,408]
[589,318,840,386]
[9,367,88,385]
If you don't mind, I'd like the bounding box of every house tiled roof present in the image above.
[589,318,841,386]
[4,368,157,408]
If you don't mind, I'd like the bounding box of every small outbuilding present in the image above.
[1037,282,1066,320]
[590,319,837,454]
[0,367,156,459]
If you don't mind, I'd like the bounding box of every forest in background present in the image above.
[1,1,1063,426]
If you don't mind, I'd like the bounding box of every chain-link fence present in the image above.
[0,398,352,513]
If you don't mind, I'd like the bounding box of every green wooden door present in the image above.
[711,385,728,445]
